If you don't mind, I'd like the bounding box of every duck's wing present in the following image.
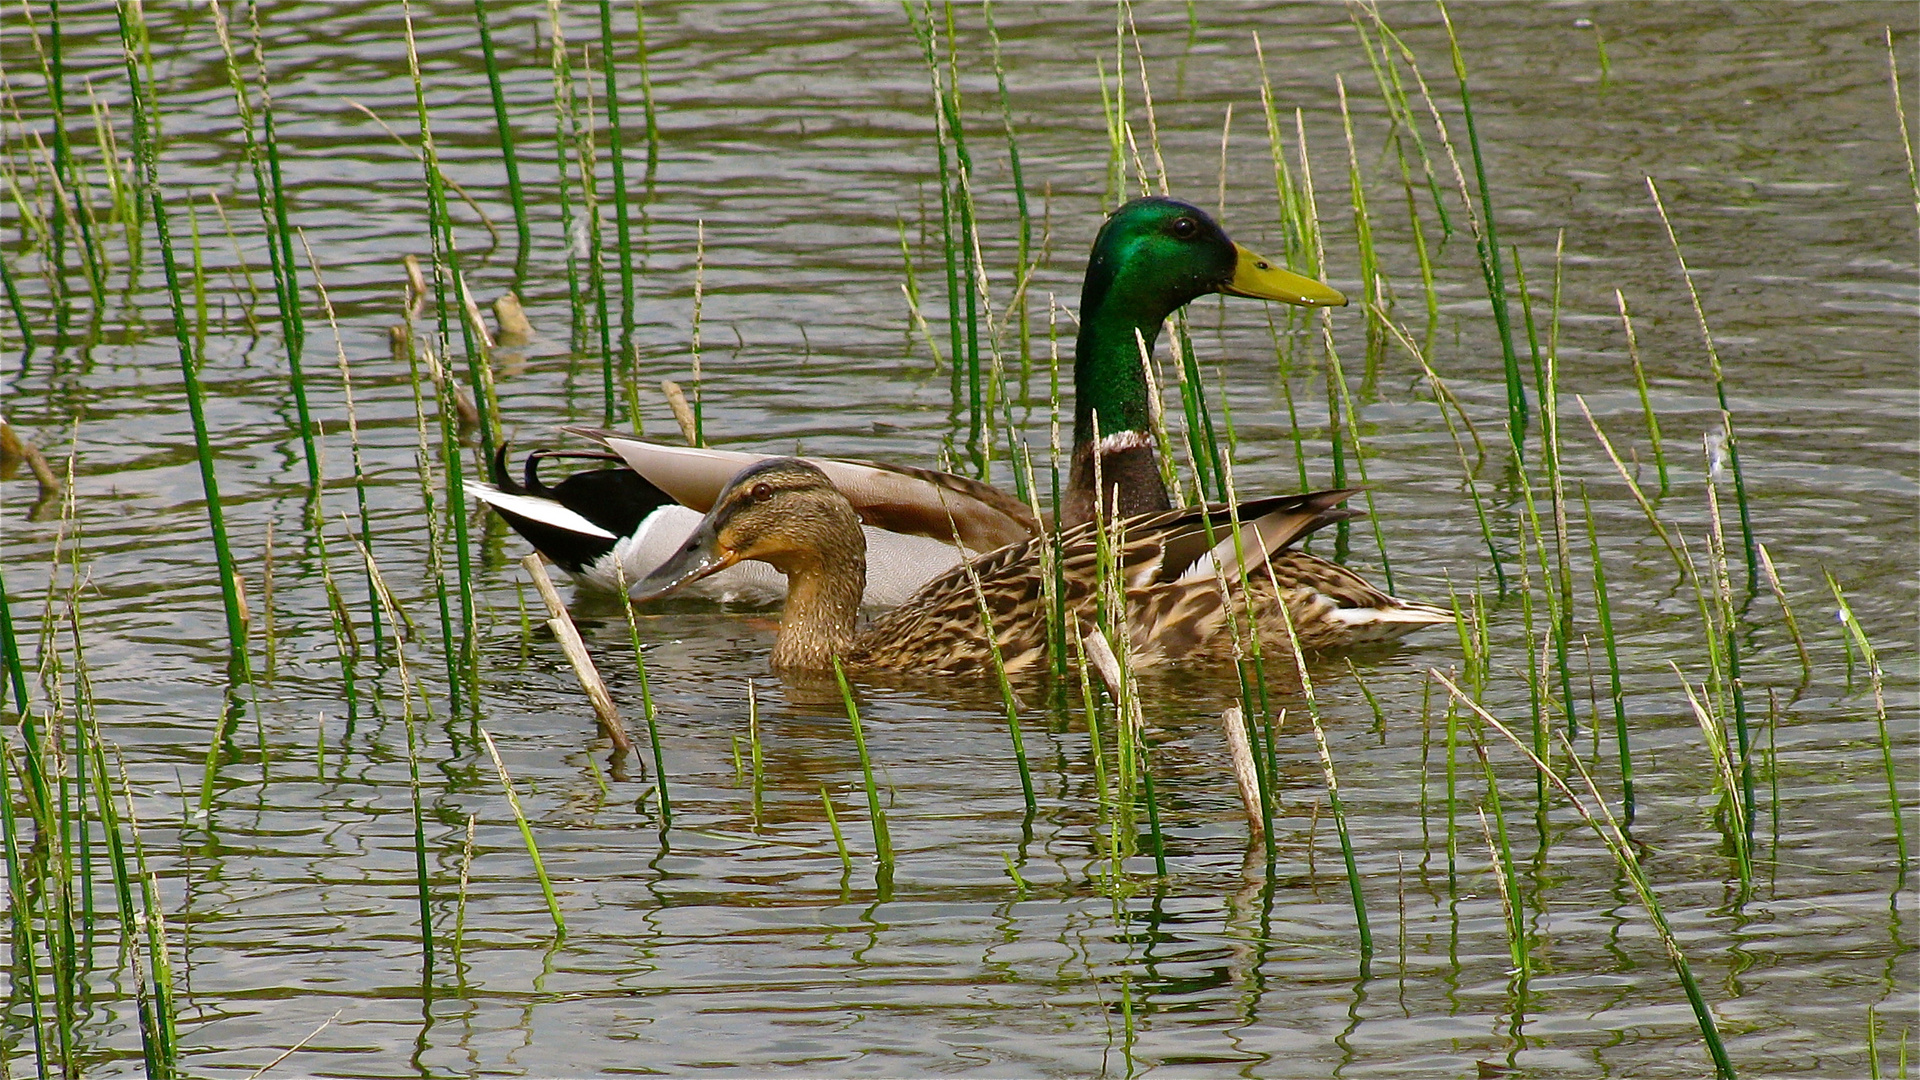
[563,428,1039,551]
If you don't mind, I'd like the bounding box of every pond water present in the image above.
[0,2,1915,1076]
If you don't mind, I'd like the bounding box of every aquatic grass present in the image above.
[1580,485,1634,823]
[820,787,852,872]
[209,0,317,499]
[746,680,765,820]
[402,3,483,708]
[479,726,566,936]
[1336,75,1388,385]
[1826,575,1909,873]
[1675,663,1753,892]
[1435,1,1526,450]
[613,568,672,826]
[980,0,1033,376]
[1435,670,1736,1079]
[546,0,587,348]
[1387,315,1507,593]
[598,0,638,357]
[832,658,893,879]
[1756,543,1812,684]
[1647,178,1757,590]
[299,230,385,656]
[1614,290,1670,494]
[353,536,441,972]
[957,557,1037,815]
[473,0,531,279]
[632,0,661,176]
[117,0,251,682]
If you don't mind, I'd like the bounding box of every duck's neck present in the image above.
[1065,296,1175,528]
[769,541,866,671]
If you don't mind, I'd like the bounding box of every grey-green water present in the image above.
[0,2,1914,1076]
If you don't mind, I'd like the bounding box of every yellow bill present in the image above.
[1222,243,1348,307]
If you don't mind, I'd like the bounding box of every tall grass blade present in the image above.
[474,0,532,280]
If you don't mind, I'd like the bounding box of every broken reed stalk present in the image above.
[479,727,566,935]
[523,555,631,753]
[1220,704,1265,842]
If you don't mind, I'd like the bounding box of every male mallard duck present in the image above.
[468,196,1345,603]
[632,458,1452,674]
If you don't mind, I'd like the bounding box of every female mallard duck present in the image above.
[469,196,1346,604]
[631,457,1451,674]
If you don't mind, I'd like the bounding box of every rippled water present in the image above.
[1,2,1915,1076]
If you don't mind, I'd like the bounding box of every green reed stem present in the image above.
[1648,178,1757,591]
[833,659,893,872]
[1614,290,1669,495]
[1580,485,1634,823]
[1467,728,1529,979]
[821,787,852,872]
[404,2,482,706]
[474,0,531,280]
[1437,1,1526,450]
[0,246,32,353]
[598,0,637,353]
[633,0,660,175]
[1827,575,1909,872]
[615,580,673,826]
[547,1,586,347]
[981,0,1032,374]
[481,727,565,935]
[119,0,251,680]
[1437,671,1736,1079]
[746,680,765,819]
[0,740,48,1078]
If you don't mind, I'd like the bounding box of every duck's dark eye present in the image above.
[1171,217,1198,239]
[751,482,773,503]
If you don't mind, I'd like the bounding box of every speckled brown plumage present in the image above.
[632,459,1452,675]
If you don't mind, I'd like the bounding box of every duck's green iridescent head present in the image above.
[1078,196,1345,323]
[1072,197,1345,453]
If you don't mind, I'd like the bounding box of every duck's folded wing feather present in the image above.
[564,428,1038,551]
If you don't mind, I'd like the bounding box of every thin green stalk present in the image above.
[747,680,765,820]
[1437,1,1525,448]
[481,727,565,935]
[598,0,637,354]
[633,0,660,176]
[833,659,893,873]
[474,0,532,280]
[118,0,251,679]
[613,568,672,826]
[403,1,482,707]
[1827,575,1909,872]
[821,787,852,872]
[1648,178,1756,590]
[354,539,441,970]
[1580,485,1634,824]
[1436,671,1736,1079]
[547,0,586,347]
[1615,290,1669,494]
